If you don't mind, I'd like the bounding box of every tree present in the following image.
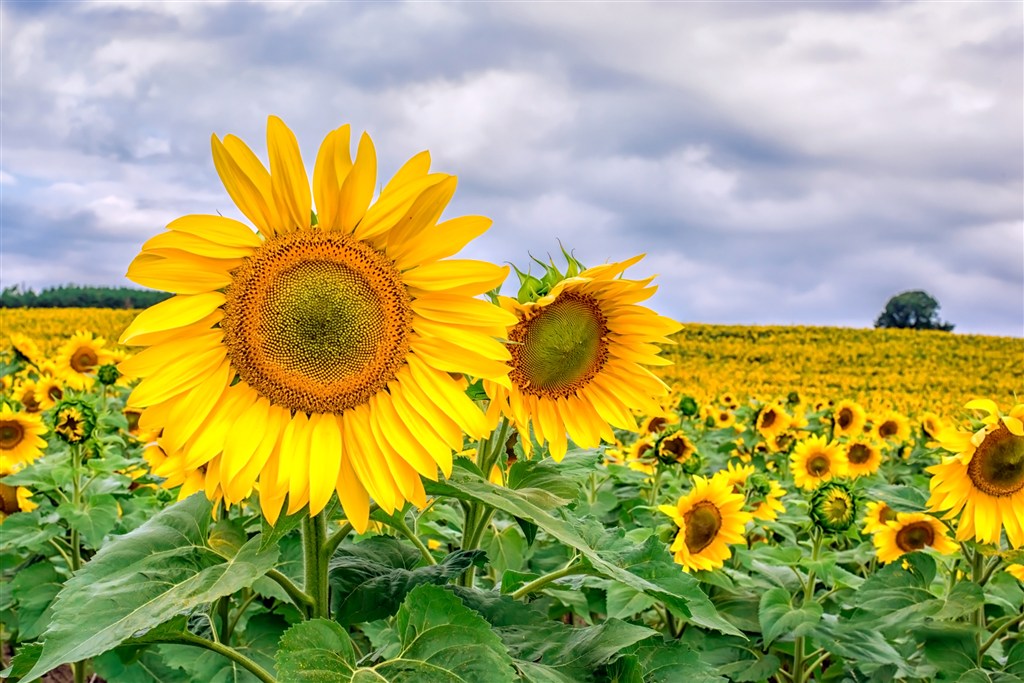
[874,290,954,331]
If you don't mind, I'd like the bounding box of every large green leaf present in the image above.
[757,587,822,646]
[4,562,64,640]
[506,448,600,501]
[14,494,279,683]
[425,466,740,636]
[57,492,120,549]
[328,536,484,624]
[276,586,516,682]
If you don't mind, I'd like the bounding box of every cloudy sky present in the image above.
[2,1,1022,336]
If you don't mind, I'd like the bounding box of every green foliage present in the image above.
[0,284,171,309]
[875,289,955,331]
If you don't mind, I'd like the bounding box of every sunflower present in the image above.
[0,480,38,521]
[789,435,847,490]
[874,411,911,443]
[13,379,42,413]
[57,332,108,390]
[810,481,857,532]
[144,439,208,502]
[485,255,679,461]
[8,333,41,367]
[722,461,755,492]
[641,411,679,435]
[52,399,96,445]
[34,376,66,411]
[713,409,736,430]
[0,405,47,475]
[862,500,897,534]
[832,399,866,438]
[920,412,945,440]
[751,478,787,522]
[756,405,790,441]
[927,400,1024,548]
[720,393,738,409]
[656,429,699,471]
[873,512,958,564]
[659,472,751,572]
[118,117,515,531]
[606,437,657,475]
[845,439,882,478]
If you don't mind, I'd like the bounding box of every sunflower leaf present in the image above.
[277,586,516,682]
[14,493,279,683]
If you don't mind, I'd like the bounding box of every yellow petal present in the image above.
[120,293,225,345]
[308,413,342,516]
[211,134,276,236]
[355,173,448,243]
[336,445,370,533]
[142,230,255,259]
[285,413,313,515]
[404,260,510,296]
[126,254,232,294]
[396,215,493,266]
[338,132,376,234]
[267,115,311,233]
[312,125,352,230]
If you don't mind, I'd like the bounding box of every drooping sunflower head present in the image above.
[658,472,752,572]
[677,396,699,418]
[656,429,699,472]
[52,399,97,445]
[57,332,108,390]
[789,434,847,490]
[845,439,883,478]
[119,117,516,530]
[920,412,945,439]
[862,500,898,534]
[874,411,911,443]
[96,363,122,387]
[873,512,958,564]
[832,399,866,438]
[0,405,47,476]
[641,411,679,435]
[488,253,680,461]
[927,400,1024,548]
[810,481,857,533]
[756,404,790,440]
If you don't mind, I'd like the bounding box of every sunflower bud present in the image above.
[809,481,857,533]
[97,363,121,386]
[678,396,698,417]
[52,398,97,445]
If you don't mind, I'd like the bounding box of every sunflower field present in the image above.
[1,119,1022,683]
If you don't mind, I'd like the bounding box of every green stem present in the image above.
[511,560,588,600]
[460,419,510,587]
[978,555,1003,586]
[385,513,436,565]
[69,444,85,683]
[216,596,230,643]
[648,465,663,507]
[265,569,312,616]
[324,521,354,560]
[979,610,1024,658]
[173,632,277,683]
[225,590,259,643]
[972,548,985,633]
[301,510,330,620]
[793,529,823,683]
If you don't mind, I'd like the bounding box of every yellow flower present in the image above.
[119,116,514,531]
[756,405,790,441]
[874,411,911,443]
[751,479,787,522]
[12,379,42,414]
[640,411,678,435]
[0,405,47,475]
[57,331,109,390]
[8,333,41,366]
[486,255,679,461]
[713,408,736,430]
[1006,564,1024,582]
[34,375,66,410]
[920,411,945,440]
[873,512,958,564]
[832,399,866,437]
[656,431,698,467]
[845,438,883,478]
[659,473,751,572]
[722,461,755,492]
[789,435,847,490]
[927,399,1024,548]
[862,500,897,534]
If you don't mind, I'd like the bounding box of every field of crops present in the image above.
[2,306,1022,683]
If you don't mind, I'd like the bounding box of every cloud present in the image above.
[1,0,1020,337]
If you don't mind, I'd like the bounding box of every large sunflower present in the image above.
[659,472,751,572]
[873,512,958,564]
[845,438,882,478]
[119,117,515,530]
[789,434,847,490]
[484,255,679,460]
[0,405,47,475]
[832,399,866,438]
[927,400,1024,548]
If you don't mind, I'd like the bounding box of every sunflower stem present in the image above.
[648,465,663,507]
[510,559,588,600]
[69,443,86,683]
[165,632,277,683]
[793,528,823,683]
[301,510,330,620]
[386,512,437,565]
[979,610,1024,659]
[971,547,986,640]
[265,568,312,617]
[461,418,511,587]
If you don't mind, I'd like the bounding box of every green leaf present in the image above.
[506,448,600,501]
[17,494,279,683]
[632,641,729,683]
[5,562,63,640]
[425,469,740,636]
[502,619,656,676]
[278,586,517,682]
[815,619,913,676]
[605,584,657,620]
[915,623,980,680]
[486,525,526,576]
[92,646,186,683]
[757,588,822,646]
[0,512,61,555]
[718,654,781,682]
[329,536,484,624]
[935,581,985,621]
[57,492,120,548]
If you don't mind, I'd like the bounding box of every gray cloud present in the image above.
[1,0,1021,336]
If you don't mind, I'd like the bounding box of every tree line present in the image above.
[0,285,172,309]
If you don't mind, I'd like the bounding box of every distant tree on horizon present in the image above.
[0,284,171,309]
[875,290,954,331]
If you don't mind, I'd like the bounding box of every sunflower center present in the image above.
[223,230,412,415]
[967,425,1024,497]
[879,420,898,438]
[848,443,871,465]
[48,385,63,402]
[760,410,777,429]
[896,522,935,552]
[0,482,18,515]
[808,455,831,476]
[647,416,667,433]
[509,292,609,399]
[684,501,723,554]
[0,421,25,450]
[823,493,852,522]
[660,434,693,462]
[837,408,853,429]
[70,347,99,374]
